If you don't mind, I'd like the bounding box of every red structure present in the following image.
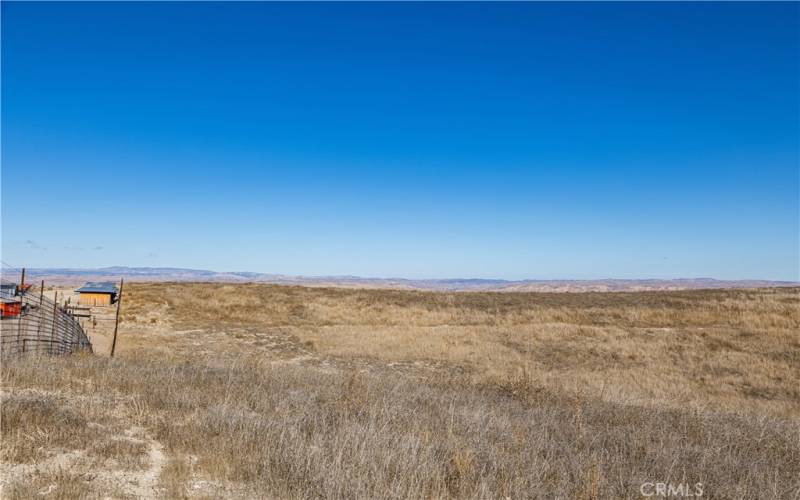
[0,298,22,319]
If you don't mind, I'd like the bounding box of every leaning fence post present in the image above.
[110,279,124,357]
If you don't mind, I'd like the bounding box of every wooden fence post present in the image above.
[110,279,124,357]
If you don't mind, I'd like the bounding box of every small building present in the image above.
[0,284,18,300]
[76,282,119,306]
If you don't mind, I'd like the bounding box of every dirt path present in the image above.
[122,427,167,498]
[0,388,168,498]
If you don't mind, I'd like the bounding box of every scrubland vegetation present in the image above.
[2,284,799,498]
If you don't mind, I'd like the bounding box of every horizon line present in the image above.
[3,265,798,284]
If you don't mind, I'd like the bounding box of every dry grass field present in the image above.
[2,283,799,498]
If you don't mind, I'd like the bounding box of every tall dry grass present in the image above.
[3,354,799,499]
[119,284,800,417]
[2,284,798,497]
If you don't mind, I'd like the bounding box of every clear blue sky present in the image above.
[2,2,798,280]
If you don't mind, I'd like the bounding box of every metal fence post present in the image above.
[36,280,44,344]
[16,268,25,351]
[51,291,58,355]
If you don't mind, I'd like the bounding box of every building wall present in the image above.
[78,293,112,306]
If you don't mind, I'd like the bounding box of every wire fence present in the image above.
[1,278,93,358]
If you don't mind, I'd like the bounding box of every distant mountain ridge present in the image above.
[6,266,798,292]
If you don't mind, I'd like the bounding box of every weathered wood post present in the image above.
[110,279,124,357]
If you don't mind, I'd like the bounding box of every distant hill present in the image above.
[6,266,798,292]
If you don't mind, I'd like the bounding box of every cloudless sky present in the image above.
[2,2,798,280]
